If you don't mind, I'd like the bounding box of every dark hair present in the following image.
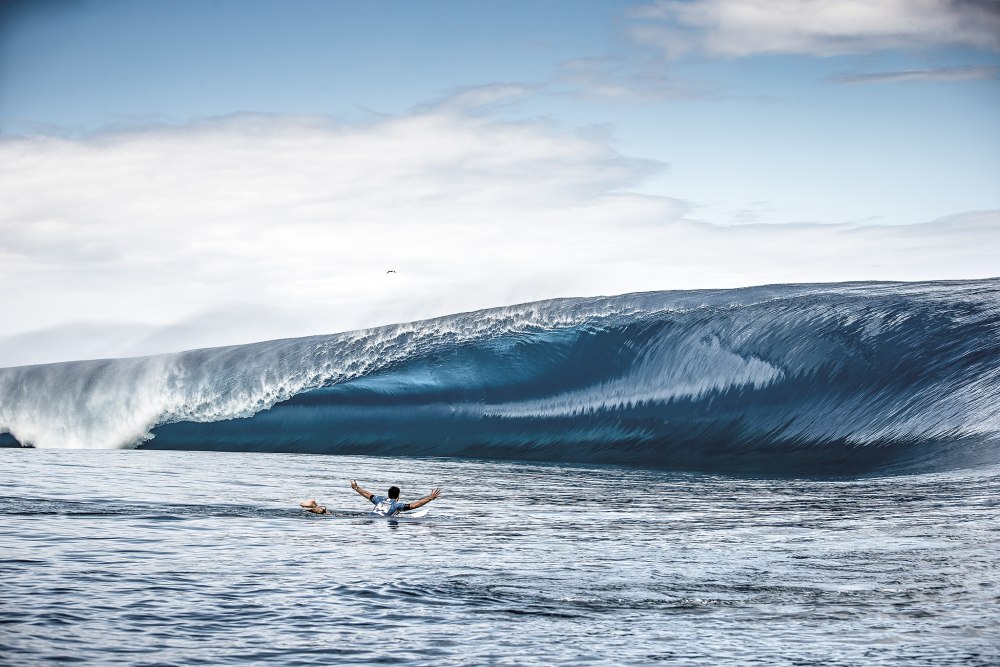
[388,486,400,499]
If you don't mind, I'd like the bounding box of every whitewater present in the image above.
[2,279,999,474]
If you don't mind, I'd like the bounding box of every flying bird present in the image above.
[386,270,396,274]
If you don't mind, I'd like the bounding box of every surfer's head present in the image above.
[388,486,400,499]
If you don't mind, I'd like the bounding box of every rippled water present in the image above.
[1,449,998,665]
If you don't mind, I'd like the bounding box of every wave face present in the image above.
[2,280,999,474]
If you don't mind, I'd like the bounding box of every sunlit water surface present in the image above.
[1,449,998,665]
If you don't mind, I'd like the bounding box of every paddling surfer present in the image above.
[300,481,441,517]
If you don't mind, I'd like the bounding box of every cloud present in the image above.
[1,110,997,367]
[416,83,540,113]
[831,64,1000,84]
[0,110,674,363]
[553,56,716,102]
[630,0,1000,58]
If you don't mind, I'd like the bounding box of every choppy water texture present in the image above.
[1,449,998,665]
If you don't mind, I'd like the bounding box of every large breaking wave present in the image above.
[2,280,999,474]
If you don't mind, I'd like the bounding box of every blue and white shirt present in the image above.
[370,495,408,517]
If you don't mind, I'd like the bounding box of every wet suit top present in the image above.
[370,495,410,517]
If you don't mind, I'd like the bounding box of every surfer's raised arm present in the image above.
[403,488,441,511]
[350,479,373,500]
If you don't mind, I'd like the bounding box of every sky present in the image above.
[1,0,998,366]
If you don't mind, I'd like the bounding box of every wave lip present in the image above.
[2,279,999,474]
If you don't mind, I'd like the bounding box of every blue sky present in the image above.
[1,1,622,126]
[1,0,999,364]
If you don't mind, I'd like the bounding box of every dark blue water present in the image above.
[2,449,998,665]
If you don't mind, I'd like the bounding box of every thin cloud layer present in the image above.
[0,110,673,363]
[1,109,997,367]
[832,65,1000,84]
[553,56,715,102]
[630,0,1000,58]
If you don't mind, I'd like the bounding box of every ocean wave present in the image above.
[2,279,999,473]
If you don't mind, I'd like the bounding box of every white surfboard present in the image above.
[402,506,430,518]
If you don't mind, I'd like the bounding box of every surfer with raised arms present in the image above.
[300,481,441,517]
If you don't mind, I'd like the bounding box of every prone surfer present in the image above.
[299,498,331,514]
[300,480,441,517]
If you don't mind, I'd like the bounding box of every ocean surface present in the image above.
[1,449,998,666]
[2,279,999,663]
